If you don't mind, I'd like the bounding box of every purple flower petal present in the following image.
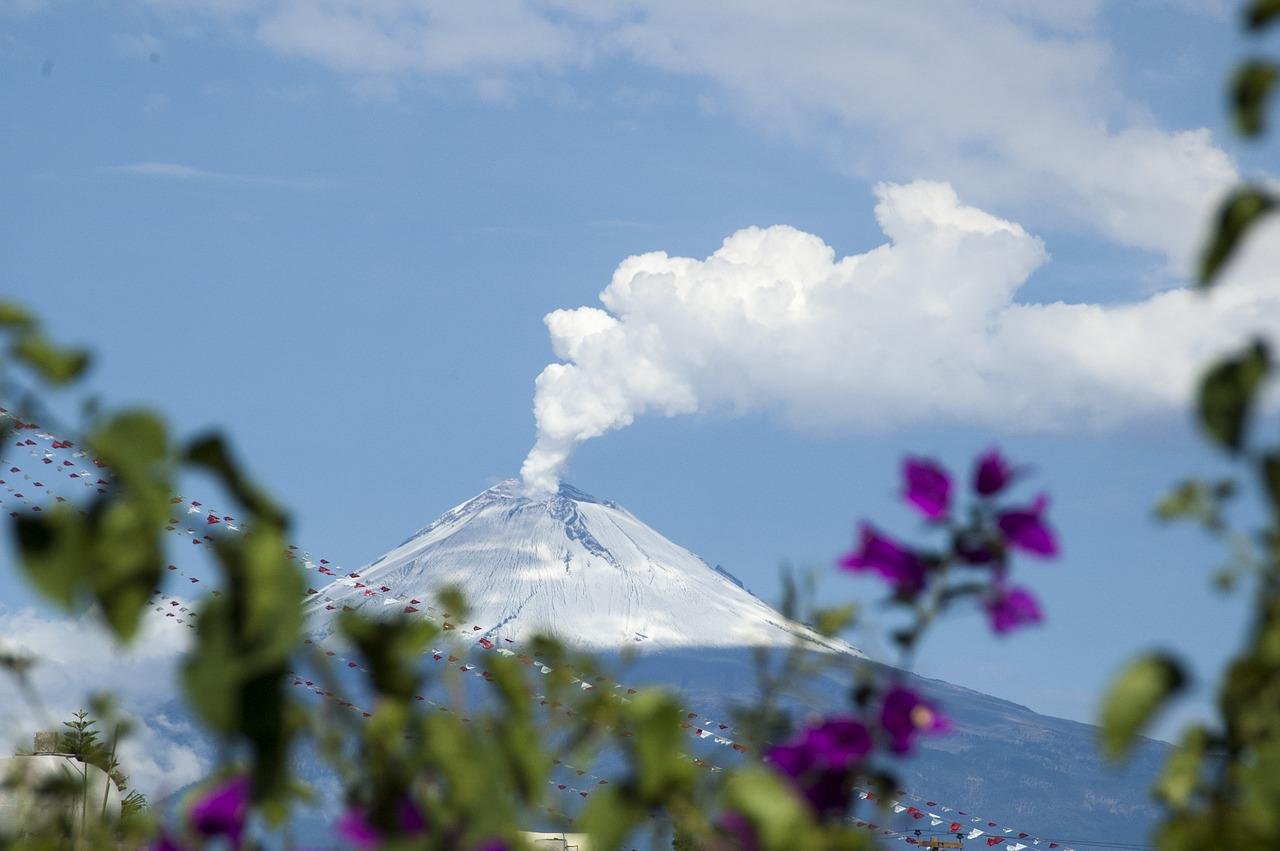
[997,494,1058,558]
[764,741,814,780]
[986,586,1043,634]
[471,841,511,851]
[189,775,250,847]
[397,797,426,834]
[765,717,867,817]
[839,525,927,595]
[718,811,761,851]
[879,686,949,754]
[903,457,951,520]
[973,448,1016,496]
[801,717,872,770]
[149,834,188,851]
[337,809,381,850]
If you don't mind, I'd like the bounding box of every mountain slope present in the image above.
[306,479,853,653]
[302,478,1162,845]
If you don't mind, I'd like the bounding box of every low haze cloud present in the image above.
[521,181,1280,492]
[0,606,207,797]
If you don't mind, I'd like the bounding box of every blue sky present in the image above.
[2,0,1278,762]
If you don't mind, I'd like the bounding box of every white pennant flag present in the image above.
[967,829,985,840]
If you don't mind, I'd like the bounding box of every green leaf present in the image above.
[1261,454,1280,521]
[814,603,858,637]
[1156,725,1210,809]
[1197,340,1269,452]
[625,689,695,804]
[182,525,303,799]
[723,768,818,851]
[91,497,166,640]
[1246,0,1280,31]
[10,332,91,385]
[337,612,435,701]
[1233,60,1279,136]
[185,433,286,529]
[1199,187,1275,285]
[13,507,89,608]
[89,410,169,488]
[580,785,643,851]
[1155,478,1236,531]
[1099,652,1187,761]
[12,496,164,641]
[0,301,35,329]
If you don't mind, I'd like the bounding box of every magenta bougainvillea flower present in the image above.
[397,797,427,833]
[986,585,1043,634]
[997,495,1059,557]
[766,717,871,814]
[337,797,426,849]
[840,525,927,594]
[336,809,380,850]
[471,841,511,851]
[717,811,761,851]
[903,457,951,519]
[973,448,1016,496]
[879,686,950,754]
[803,717,873,770]
[189,775,251,847]
[149,834,187,851]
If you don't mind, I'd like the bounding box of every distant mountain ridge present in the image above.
[301,478,1163,846]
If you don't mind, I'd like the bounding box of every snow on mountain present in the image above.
[306,478,856,653]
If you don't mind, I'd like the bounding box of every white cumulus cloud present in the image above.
[521,180,1280,492]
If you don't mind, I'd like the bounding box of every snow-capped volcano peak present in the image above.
[308,478,858,653]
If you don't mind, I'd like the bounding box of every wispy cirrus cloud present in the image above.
[133,1,1240,271]
[101,161,329,189]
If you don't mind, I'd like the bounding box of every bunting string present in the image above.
[0,411,749,750]
[1,412,1085,847]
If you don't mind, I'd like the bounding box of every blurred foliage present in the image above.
[1096,4,1280,849]
[0,285,1034,851]
[22,6,1280,851]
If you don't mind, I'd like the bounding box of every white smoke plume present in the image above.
[520,180,1280,493]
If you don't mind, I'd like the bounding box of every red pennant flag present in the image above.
[404,606,419,614]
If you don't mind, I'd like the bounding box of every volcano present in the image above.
[305,478,854,653]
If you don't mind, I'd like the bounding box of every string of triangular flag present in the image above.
[856,788,1074,850]
[0,451,745,760]
[0,414,749,749]
[1,413,1076,847]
